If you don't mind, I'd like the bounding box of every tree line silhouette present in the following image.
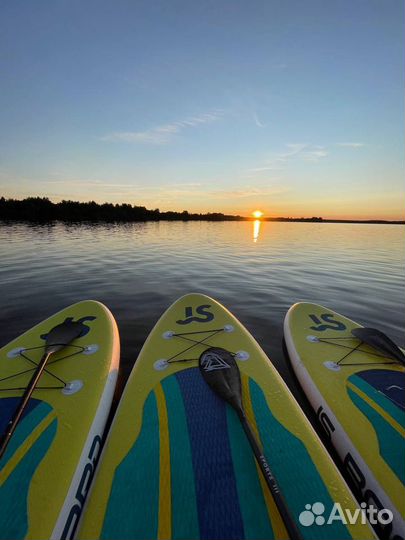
[0,197,242,222]
[1,197,402,224]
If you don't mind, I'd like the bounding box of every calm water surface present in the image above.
[1,221,404,403]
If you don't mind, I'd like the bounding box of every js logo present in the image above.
[308,314,346,332]
[176,305,214,325]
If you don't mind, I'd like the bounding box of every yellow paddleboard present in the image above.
[0,300,120,540]
[79,294,374,540]
[284,302,405,540]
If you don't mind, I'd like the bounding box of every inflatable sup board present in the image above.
[284,302,405,540]
[79,294,373,540]
[0,300,120,540]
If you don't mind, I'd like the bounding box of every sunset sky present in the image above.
[0,1,404,219]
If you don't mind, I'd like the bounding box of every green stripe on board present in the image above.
[0,419,57,540]
[249,380,351,540]
[349,375,405,428]
[226,405,274,539]
[162,376,199,540]
[348,388,405,485]
[101,392,160,540]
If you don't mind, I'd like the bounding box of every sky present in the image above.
[0,0,404,219]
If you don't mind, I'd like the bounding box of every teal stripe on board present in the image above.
[101,392,160,540]
[0,418,57,540]
[249,380,351,540]
[162,376,199,540]
[0,401,52,471]
[349,375,405,427]
[348,387,405,485]
[226,405,274,540]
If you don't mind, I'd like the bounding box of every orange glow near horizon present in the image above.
[1,189,404,221]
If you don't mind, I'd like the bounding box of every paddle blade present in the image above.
[44,319,86,354]
[199,347,243,411]
[352,327,405,365]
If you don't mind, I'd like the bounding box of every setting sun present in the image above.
[252,210,264,219]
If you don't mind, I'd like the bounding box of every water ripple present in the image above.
[0,221,404,396]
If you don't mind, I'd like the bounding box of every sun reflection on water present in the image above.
[253,219,261,242]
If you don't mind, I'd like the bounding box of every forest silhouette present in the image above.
[1,197,402,224]
[0,197,241,222]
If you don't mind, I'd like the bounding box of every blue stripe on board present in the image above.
[0,397,41,434]
[176,368,245,540]
[355,369,405,412]
[0,400,52,471]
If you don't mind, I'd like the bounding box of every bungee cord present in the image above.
[165,327,238,364]
[0,344,86,391]
[317,336,400,366]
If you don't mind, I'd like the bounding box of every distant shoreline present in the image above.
[261,217,405,224]
[0,196,404,225]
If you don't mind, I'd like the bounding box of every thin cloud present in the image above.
[282,144,328,163]
[170,182,202,187]
[302,148,328,162]
[253,111,266,128]
[101,110,225,145]
[248,165,282,172]
[284,143,308,155]
[248,143,328,175]
[129,182,290,201]
[209,185,290,200]
[273,143,309,163]
[43,179,137,188]
[337,142,365,148]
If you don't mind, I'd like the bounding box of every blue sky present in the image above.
[0,0,403,218]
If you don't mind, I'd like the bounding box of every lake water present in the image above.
[1,220,404,405]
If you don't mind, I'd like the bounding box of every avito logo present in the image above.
[298,501,393,527]
[299,502,326,526]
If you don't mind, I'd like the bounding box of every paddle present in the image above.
[351,327,405,365]
[0,319,85,460]
[199,347,303,540]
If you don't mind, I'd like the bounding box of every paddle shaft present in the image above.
[238,410,303,540]
[0,351,51,460]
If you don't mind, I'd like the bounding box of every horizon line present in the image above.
[1,196,404,224]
